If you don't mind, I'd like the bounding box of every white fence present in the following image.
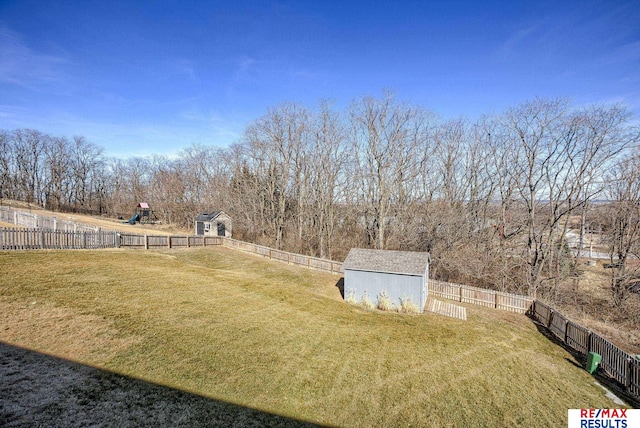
[0,206,99,233]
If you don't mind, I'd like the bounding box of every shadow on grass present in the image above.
[0,341,325,427]
[525,316,640,408]
[335,277,344,299]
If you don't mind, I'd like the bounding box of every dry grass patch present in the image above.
[0,299,142,363]
[0,247,629,427]
[0,221,21,228]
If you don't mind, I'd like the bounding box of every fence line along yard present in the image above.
[118,233,224,249]
[0,206,99,233]
[0,227,343,274]
[0,227,119,250]
[429,279,533,313]
[120,233,342,273]
[221,238,344,274]
[531,300,640,402]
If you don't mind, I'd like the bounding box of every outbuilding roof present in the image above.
[195,211,223,222]
[343,248,429,276]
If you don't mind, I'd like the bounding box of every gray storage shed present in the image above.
[195,211,232,237]
[343,248,430,313]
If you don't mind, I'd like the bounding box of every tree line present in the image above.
[1,94,639,303]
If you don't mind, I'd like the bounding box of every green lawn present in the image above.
[0,248,627,426]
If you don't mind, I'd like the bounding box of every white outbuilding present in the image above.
[343,248,430,312]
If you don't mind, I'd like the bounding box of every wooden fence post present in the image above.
[459,285,463,303]
[168,236,172,249]
[625,358,632,393]
[39,230,44,249]
[531,300,536,320]
[144,235,149,250]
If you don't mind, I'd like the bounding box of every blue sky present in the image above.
[1,0,639,157]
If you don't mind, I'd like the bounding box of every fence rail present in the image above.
[429,279,533,313]
[531,300,639,402]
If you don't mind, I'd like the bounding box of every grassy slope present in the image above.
[0,248,627,427]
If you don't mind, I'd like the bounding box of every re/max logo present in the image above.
[568,409,638,428]
[581,409,628,418]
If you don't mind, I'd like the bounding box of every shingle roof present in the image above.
[343,248,429,276]
[195,211,222,222]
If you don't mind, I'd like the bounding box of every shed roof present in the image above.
[343,248,429,276]
[195,210,224,222]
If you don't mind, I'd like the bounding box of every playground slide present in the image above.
[123,213,139,224]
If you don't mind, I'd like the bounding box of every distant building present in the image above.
[343,248,430,312]
[195,211,232,237]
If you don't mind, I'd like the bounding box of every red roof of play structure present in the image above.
[137,202,149,209]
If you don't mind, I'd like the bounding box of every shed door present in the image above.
[217,222,226,237]
[196,221,204,235]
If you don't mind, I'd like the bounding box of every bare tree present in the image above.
[70,136,104,213]
[500,99,632,297]
[12,129,46,205]
[349,93,430,249]
[605,149,640,307]
[42,136,71,211]
[236,103,311,249]
[0,131,14,201]
[307,101,348,258]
